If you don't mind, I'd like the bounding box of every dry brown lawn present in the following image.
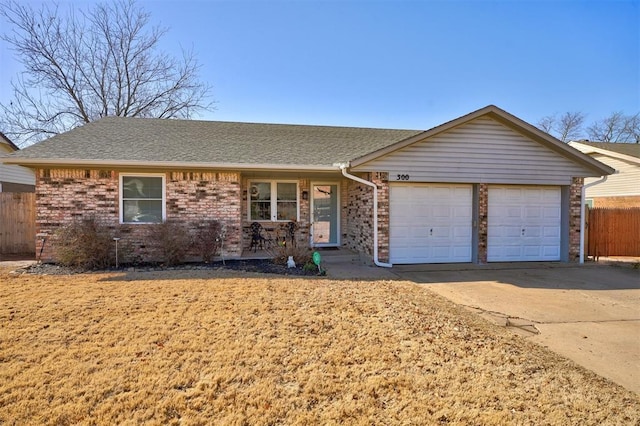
[1,267,638,425]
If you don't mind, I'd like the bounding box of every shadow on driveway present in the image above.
[394,262,640,290]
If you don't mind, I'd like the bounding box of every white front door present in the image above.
[311,184,339,246]
[488,185,561,262]
[389,183,473,264]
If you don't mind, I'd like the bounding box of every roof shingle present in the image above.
[572,141,640,159]
[9,117,423,169]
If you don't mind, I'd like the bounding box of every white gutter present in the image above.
[338,164,392,268]
[580,176,608,264]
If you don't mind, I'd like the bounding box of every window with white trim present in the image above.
[249,181,298,221]
[120,174,166,223]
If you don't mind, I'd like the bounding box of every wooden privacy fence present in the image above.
[0,192,36,255]
[587,207,640,258]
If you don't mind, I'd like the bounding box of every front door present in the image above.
[311,184,339,246]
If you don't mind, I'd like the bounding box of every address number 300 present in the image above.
[396,174,410,181]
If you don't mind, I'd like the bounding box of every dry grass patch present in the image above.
[1,267,638,425]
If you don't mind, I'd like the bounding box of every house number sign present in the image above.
[395,174,410,181]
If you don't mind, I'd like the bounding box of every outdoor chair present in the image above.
[250,222,271,252]
[283,221,297,247]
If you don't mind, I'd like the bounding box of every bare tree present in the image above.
[587,112,640,143]
[537,115,556,135]
[537,112,585,142]
[0,0,212,146]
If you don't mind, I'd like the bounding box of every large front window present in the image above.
[249,181,298,221]
[120,174,165,223]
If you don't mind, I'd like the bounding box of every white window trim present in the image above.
[248,180,300,222]
[119,173,166,224]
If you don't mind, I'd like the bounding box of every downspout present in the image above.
[339,164,392,268]
[580,176,608,264]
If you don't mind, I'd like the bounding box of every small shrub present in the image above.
[194,220,223,263]
[55,218,113,270]
[303,261,318,273]
[272,243,312,267]
[151,221,190,266]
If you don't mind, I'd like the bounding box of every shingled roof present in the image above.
[571,141,640,159]
[5,117,423,170]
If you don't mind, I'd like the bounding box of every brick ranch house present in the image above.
[2,105,614,266]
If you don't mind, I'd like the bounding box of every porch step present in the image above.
[315,248,368,265]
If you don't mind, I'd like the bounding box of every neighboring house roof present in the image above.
[569,141,640,163]
[2,105,614,176]
[0,132,19,152]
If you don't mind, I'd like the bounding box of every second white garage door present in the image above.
[488,185,561,262]
[390,184,473,264]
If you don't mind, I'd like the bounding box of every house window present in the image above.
[120,174,165,223]
[249,181,298,221]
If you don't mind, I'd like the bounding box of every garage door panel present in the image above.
[525,228,541,237]
[453,226,472,238]
[454,206,472,218]
[452,246,472,258]
[390,184,472,264]
[503,226,521,237]
[543,207,561,219]
[543,246,560,257]
[488,185,561,262]
[543,227,560,237]
[524,207,542,218]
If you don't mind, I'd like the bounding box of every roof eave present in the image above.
[0,157,342,172]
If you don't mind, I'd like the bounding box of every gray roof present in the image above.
[7,117,422,170]
[573,141,640,159]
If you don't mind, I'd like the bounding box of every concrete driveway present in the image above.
[394,263,640,394]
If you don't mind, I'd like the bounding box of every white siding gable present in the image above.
[0,144,36,187]
[352,117,599,185]
[584,154,640,197]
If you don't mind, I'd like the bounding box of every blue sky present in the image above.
[1,0,638,131]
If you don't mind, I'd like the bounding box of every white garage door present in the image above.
[390,183,472,264]
[488,185,561,262]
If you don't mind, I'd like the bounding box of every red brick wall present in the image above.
[373,173,390,263]
[569,177,583,262]
[35,169,242,263]
[478,184,488,264]
[343,173,388,263]
[345,174,374,257]
[36,169,118,262]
